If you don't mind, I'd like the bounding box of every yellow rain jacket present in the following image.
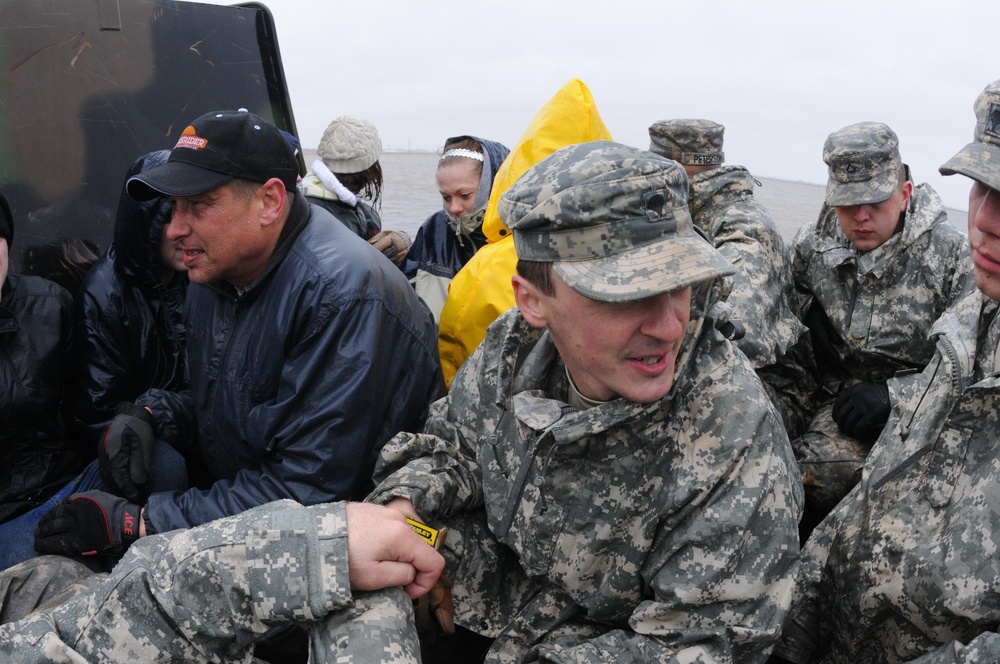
[437,78,613,387]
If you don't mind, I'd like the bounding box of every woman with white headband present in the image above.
[402,135,510,323]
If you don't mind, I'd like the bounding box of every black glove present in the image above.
[832,381,891,444]
[34,490,141,557]
[99,402,156,503]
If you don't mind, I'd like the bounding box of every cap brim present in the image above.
[554,231,734,303]
[126,161,235,201]
[939,141,1000,191]
[825,175,896,207]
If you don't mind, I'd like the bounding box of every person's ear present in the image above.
[512,274,548,329]
[258,178,288,227]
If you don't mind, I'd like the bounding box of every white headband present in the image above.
[440,148,484,162]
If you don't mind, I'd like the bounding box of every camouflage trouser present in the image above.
[792,403,869,535]
[0,500,421,664]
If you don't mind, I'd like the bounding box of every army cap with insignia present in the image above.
[940,79,1000,191]
[823,121,903,207]
[500,140,734,303]
[647,119,725,166]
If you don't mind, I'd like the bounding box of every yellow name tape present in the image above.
[406,517,442,549]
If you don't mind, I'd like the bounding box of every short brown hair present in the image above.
[516,259,554,296]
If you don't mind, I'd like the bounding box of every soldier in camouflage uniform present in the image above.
[0,499,443,663]
[648,118,804,370]
[369,141,804,662]
[770,121,974,534]
[770,78,1000,664]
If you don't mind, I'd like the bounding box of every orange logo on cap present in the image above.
[174,125,208,150]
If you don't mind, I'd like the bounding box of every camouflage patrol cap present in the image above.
[501,140,734,303]
[823,121,902,206]
[939,79,1000,190]
[647,119,725,166]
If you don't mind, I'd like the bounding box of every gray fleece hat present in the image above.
[501,141,733,303]
[317,115,382,174]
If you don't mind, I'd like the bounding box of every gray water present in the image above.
[305,150,968,241]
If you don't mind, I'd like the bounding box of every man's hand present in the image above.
[99,402,156,503]
[832,381,891,444]
[345,502,444,599]
[368,230,412,267]
[34,490,142,557]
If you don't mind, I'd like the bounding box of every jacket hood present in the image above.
[687,164,756,220]
[112,150,175,289]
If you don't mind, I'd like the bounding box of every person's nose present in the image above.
[854,205,871,223]
[165,205,188,240]
[446,198,465,216]
[641,291,687,340]
[972,185,1000,238]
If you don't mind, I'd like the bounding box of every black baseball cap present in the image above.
[126,109,299,201]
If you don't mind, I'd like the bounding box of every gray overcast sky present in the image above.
[208,0,997,212]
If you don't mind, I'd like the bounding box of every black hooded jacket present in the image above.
[0,272,76,522]
[67,150,188,450]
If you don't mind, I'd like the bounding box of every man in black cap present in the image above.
[33,109,444,560]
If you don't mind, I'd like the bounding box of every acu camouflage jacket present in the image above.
[371,302,803,663]
[776,290,1000,663]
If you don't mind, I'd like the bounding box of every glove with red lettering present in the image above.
[99,402,156,503]
[832,381,891,444]
[34,490,141,558]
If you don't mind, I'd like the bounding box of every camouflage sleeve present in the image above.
[905,633,1000,664]
[538,411,803,663]
[0,500,417,663]
[369,340,491,519]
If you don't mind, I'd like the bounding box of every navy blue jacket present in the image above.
[141,195,443,532]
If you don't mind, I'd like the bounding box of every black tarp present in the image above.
[0,0,300,291]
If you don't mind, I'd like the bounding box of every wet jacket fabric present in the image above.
[370,299,803,662]
[687,165,804,368]
[402,136,510,323]
[67,150,188,449]
[0,274,77,523]
[0,500,422,663]
[775,289,1000,663]
[301,175,382,240]
[777,183,974,428]
[139,196,444,533]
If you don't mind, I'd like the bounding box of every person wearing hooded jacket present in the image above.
[0,190,78,526]
[0,152,194,571]
[67,150,188,449]
[771,122,975,537]
[401,135,510,323]
[301,115,412,267]
[770,77,1000,664]
[370,142,803,662]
